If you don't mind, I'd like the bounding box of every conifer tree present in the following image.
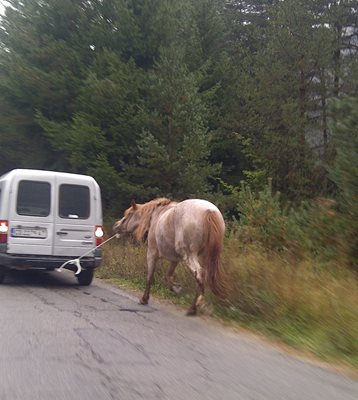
[329,96,358,265]
[131,46,220,198]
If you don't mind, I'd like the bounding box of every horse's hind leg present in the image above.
[165,261,181,294]
[140,248,158,305]
[186,256,205,316]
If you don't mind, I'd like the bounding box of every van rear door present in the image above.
[7,176,54,255]
[53,176,96,258]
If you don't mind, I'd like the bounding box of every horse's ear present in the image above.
[131,199,137,209]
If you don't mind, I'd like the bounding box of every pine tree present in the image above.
[0,0,95,173]
[329,96,358,265]
[130,45,220,198]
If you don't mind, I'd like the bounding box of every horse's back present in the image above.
[176,199,224,225]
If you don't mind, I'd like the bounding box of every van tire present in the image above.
[77,269,94,286]
[0,267,5,284]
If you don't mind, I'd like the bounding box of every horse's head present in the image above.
[113,200,142,236]
[114,197,173,241]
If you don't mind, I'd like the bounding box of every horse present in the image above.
[113,198,226,315]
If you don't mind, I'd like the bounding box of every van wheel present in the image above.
[77,270,94,286]
[0,267,5,284]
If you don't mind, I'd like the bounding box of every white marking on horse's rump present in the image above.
[181,198,218,211]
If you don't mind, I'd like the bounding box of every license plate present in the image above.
[11,227,47,239]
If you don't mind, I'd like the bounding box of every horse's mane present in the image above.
[135,198,172,241]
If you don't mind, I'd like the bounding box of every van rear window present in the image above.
[17,181,51,217]
[59,184,90,219]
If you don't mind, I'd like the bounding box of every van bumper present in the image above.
[0,253,102,271]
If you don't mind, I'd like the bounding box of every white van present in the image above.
[0,169,103,285]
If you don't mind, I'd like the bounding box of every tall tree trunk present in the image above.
[320,68,328,160]
[299,68,306,118]
[333,24,342,97]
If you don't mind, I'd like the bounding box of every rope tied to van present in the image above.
[56,233,120,275]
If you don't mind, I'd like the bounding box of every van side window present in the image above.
[59,184,90,219]
[17,180,51,217]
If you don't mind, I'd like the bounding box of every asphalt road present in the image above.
[0,269,357,400]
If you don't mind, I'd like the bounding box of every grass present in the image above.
[96,236,358,370]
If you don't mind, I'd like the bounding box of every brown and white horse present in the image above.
[113,198,226,315]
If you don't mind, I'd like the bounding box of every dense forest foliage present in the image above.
[0,0,357,218]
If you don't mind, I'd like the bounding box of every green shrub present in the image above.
[234,180,349,261]
[235,179,291,251]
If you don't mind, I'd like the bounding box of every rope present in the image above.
[56,233,120,275]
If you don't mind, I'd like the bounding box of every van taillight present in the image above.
[95,225,104,246]
[0,220,9,243]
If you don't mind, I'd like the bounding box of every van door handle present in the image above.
[56,231,68,236]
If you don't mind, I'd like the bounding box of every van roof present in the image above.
[0,169,97,184]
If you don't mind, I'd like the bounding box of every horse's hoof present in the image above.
[139,297,148,305]
[186,307,197,316]
[200,302,214,315]
[171,285,182,295]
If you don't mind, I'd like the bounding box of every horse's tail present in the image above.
[202,210,226,298]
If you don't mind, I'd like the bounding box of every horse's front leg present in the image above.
[140,248,158,305]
